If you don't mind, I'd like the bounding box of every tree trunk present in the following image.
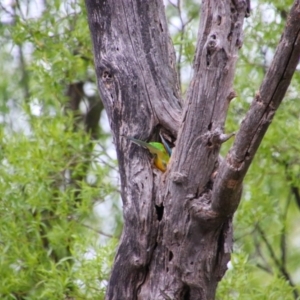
[85,0,300,299]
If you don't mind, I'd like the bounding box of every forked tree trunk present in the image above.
[85,0,300,299]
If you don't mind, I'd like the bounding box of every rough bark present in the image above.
[212,0,300,215]
[85,0,300,299]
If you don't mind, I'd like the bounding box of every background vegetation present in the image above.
[0,0,299,299]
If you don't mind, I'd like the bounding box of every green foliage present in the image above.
[0,0,121,298]
[217,252,296,300]
[0,114,119,299]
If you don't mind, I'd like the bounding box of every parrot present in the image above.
[125,134,172,172]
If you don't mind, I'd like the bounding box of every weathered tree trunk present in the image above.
[85,0,300,299]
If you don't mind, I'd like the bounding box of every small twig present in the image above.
[80,223,114,238]
[257,225,281,268]
[256,263,273,274]
[97,157,119,172]
[272,155,300,211]
[257,224,299,299]
[234,227,256,242]
[18,44,30,101]
[283,160,300,210]
[96,143,117,161]
[167,0,194,91]
[0,3,15,19]
[167,0,177,9]
[68,216,115,238]
[15,0,25,20]
[280,193,292,268]
[253,227,270,268]
[291,186,300,210]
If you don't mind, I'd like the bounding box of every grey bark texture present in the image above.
[85,0,300,299]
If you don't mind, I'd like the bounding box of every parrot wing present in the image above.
[159,133,172,156]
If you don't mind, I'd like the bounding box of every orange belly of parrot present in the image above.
[154,157,167,172]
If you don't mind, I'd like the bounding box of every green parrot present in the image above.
[125,134,171,172]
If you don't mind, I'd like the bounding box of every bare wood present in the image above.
[85,1,181,299]
[212,0,300,216]
[139,1,249,298]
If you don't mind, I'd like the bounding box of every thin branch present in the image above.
[234,227,256,242]
[18,44,30,101]
[253,226,271,270]
[15,0,25,21]
[97,157,119,172]
[167,0,177,9]
[280,193,292,267]
[10,1,31,106]
[291,186,300,210]
[80,223,115,239]
[256,225,281,267]
[67,215,115,238]
[256,263,273,274]
[176,0,183,90]
[0,3,15,19]
[272,154,300,211]
[285,163,300,210]
[167,0,195,91]
[257,224,299,299]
